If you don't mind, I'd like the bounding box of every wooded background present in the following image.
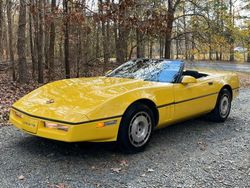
[0,0,249,83]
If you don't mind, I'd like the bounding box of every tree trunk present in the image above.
[209,45,212,60]
[99,0,109,73]
[247,37,250,63]
[114,0,127,64]
[44,0,49,70]
[105,0,110,68]
[164,1,174,59]
[229,0,234,61]
[183,5,188,60]
[159,37,163,58]
[59,34,64,69]
[33,0,39,76]
[37,0,44,83]
[17,0,28,83]
[81,0,88,77]
[229,41,234,61]
[175,39,179,59]
[191,3,196,61]
[29,0,36,77]
[216,51,219,60]
[95,23,100,58]
[136,28,144,58]
[118,26,127,63]
[76,25,81,78]
[7,0,15,80]
[48,0,56,81]
[0,0,3,62]
[149,39,153,58]
[3,17,8,61]
[219,46,223,60]
[63,0,70,78]
[164,32,172,59]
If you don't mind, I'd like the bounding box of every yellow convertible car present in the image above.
[10,59,239,153]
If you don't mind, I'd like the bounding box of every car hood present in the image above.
[12,77,158,123]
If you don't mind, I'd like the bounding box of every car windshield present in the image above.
[106,59,184,83]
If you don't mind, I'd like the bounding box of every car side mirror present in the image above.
[181,76,197,85]
[105,70,112,76]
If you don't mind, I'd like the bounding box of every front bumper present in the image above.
[9,109,121,142]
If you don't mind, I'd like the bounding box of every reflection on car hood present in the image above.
[12,77,159,123]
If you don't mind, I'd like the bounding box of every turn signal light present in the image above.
[96,122,105,128]
[45,122,69,131]
[96,120,118,128]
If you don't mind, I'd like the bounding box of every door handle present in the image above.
[208,82,213,85]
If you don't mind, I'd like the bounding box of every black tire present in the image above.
[208,88,232,122]
[117,103,155,153]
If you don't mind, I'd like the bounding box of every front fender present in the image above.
[86,85,174,120]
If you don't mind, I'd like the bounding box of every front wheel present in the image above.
[117,103,155,153]
[209,88,232,122]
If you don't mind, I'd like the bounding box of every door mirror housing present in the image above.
[181,76,197,84]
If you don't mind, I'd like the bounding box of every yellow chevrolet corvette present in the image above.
[10,59,239,153]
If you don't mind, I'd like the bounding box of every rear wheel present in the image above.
[117,103,154,153]
[209,88,232,122]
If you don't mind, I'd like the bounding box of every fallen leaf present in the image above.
[119,160,129,167]
[54,183,67,188]
[111,167,122,173]
[46,183,68,188]
[147,168,154,172]
[18,175,25,180]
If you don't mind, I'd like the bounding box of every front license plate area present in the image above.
[22,116,38,134]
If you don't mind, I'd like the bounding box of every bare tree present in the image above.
[7,0,15,80]
[99,0,109,72]
[44,0,50,70]
[229,0,234,61]
[48,0,56,81]
[64,0,70,78]
[247,24,250,63]
[114,0,128,64]
[0,0,3,62]
[17,0,28,83]
[164,0,180,59]
[29,0,36,77]
[37,0,44,83]
[136,30,144,58]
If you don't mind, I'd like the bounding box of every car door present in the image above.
[173,77,218,121]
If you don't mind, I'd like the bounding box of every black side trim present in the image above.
[175,92,218,104]
[157,92,218,108]
[157,102,175,108]
[11,106,122,125]
[12,91,224,124]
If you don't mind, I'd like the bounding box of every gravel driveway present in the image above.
[0,89,249,188]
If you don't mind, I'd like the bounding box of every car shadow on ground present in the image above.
[14,116,237,159]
